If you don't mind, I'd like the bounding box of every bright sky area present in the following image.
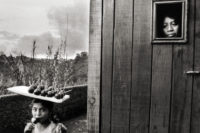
[0,0,89,59]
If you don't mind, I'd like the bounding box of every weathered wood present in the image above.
[170,46,193,133]
[191,0,200,132]
[170,0,194,132]
[130,0,152,132]
[87,0,102,132]
[101,0,114,133]
[98,0,198,133]
[150,45,172,133]
[111,0,133,132]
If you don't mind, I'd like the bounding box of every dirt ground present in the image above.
[63,114,87,133]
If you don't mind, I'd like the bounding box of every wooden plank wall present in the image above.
[170,0,195,132]
[191,0,200,133]
[131,0,152,132]
[101,0,114,132]
[111,0,133,133]
[88,0,200,133]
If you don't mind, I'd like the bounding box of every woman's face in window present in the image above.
[163,16,179,37]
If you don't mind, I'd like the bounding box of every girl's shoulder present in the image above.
[55,123,68,133]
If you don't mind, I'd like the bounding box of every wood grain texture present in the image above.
[170,0,194,132]
[130,0,152,132]
[170,46,193,133]
[87,0,102,132]
[101,0,114,133]
[150,45,172,133]
[111,0,133,132]
[191,0,200,132]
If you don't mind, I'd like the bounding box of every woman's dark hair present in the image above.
[156,3,182,37]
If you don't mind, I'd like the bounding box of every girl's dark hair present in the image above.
[30,99,54,111]
[156,3,182,37]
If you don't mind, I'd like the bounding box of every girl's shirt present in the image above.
[26,121,67,133]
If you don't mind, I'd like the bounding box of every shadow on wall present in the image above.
[0,85,87,133]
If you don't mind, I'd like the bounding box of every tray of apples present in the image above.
[7,84,71,103]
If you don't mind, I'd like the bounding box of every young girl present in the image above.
[24,99,67,133]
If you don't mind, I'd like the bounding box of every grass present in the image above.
[63,113,87,133]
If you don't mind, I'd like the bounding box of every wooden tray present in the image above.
[7,86,70,103]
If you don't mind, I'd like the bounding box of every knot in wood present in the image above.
[89,97,96,105]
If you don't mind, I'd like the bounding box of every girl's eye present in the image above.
[32,108,37,112]
[40,108,47,112]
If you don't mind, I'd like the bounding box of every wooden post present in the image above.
[87,0,102,132]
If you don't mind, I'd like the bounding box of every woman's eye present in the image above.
[171,21,177,25]
[163,23,167,28]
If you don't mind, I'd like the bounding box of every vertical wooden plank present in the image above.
[170,0,194,132]
[111,0,133,132]
[101,0,114,133]
[130,0,152,133]
[87,0,102,132]
[150,45,172,133]
[191,0,200,133]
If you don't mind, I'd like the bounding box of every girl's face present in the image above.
[32,103,50,123]
[163,16,179,37]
